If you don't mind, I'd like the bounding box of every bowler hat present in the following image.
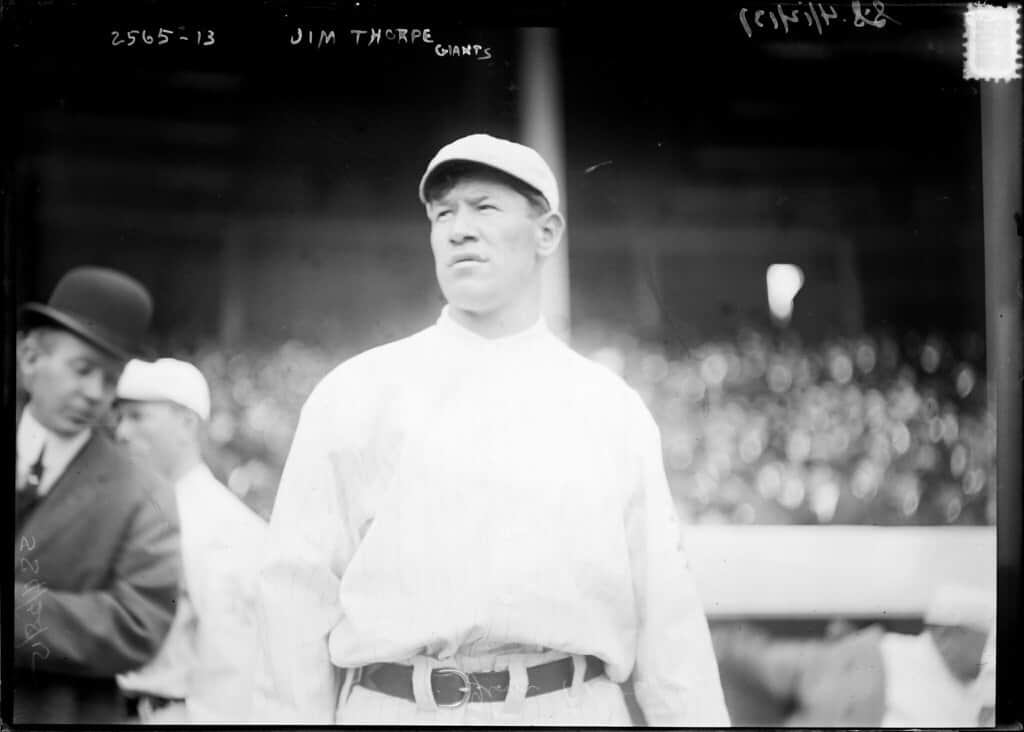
[19,266,153,361]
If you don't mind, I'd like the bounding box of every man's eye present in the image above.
[478,204,497,212]
[434,210,452,221]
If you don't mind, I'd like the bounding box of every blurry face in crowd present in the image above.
[426,170,563,330]
[928,625,989,682]
[18,328,124,438]
[115,400,196,480]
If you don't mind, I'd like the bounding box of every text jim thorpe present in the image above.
[290,27,493,59]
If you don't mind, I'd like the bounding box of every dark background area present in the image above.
[4,1,984,349]
[4,1,995,527]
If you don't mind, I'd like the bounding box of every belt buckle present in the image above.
[433,667,472,708]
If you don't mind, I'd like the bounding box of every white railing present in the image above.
[682,525,996,619]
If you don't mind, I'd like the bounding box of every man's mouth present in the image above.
[449,253,487,266]
[66,411,92,425]
[67,403,99,422]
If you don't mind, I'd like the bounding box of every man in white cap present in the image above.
[251,133,729,725]
[114,358,268,723]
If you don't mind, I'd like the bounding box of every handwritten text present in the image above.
[111,28,215,47]
[739,1,899,38]
[17,535,51,671]
[287,26,491,60]
[434,43,493,60]
[349,27,434,46]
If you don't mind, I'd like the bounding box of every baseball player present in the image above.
[251,133,730,725]
[115,358,268,722]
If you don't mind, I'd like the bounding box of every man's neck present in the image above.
[168,454,203,485]
[448,295,543,340]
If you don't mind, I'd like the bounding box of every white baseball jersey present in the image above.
[252,307,729,726]
[118,463,267,722]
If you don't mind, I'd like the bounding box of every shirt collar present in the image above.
[16,407,49,466]
[434,305,553,352]
[17,404,93,495]
[176,461,212,491]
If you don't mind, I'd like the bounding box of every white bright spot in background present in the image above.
[591,346,626,376]
[766,264,805,325]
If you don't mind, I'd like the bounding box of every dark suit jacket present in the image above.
[12,427,182,724]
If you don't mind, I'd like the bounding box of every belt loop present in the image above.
[338,665,359,714]
[570,654,586,698]
[500,657,528,716]
[412,656,440,713]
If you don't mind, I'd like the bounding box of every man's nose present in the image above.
[448,207,477,243]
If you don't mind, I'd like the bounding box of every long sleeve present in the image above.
[13,482,181,676]
[188,513,268,722]
[625,399,731,727]
[250,388,353,723]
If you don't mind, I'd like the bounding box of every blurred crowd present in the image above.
[168,325,996,527]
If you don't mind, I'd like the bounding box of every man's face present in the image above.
[18,329,124,437]
[114,400,188,480]
[427,174,553,317]
[928,625,990,683]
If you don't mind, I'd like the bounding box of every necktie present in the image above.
[15,446,46,530]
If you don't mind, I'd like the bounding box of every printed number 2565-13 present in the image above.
[111,29,215,46]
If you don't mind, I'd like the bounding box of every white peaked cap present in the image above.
[117,358,211,421]
[923,583,995,633]
[419,133,560,213]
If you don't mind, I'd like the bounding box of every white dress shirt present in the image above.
[252,308,729,725]
[118,463,268,722]
[879,631,984,727]
[16,407,92,496]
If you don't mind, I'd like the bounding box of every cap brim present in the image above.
[419,159,550,208]
[19,303,133,361]
[420,158,497,203]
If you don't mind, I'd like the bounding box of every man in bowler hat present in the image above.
[13,266,182,724]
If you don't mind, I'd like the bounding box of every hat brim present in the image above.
[19,303,134,361]
[420,159,550,208]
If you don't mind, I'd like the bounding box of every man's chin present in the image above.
[444,290,499,314]
[50,414,95,437]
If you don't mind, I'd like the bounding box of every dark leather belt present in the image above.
[359,654,605,707]
[123,694,185,718]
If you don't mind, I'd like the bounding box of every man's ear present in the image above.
[16,332,43,380]
[183,408,200,433]
[535,211,565,259]
[176,406,205,443]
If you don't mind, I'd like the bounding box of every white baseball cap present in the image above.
[419,133,560,213]
[117,358,211,421]
[923,583,995,632]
